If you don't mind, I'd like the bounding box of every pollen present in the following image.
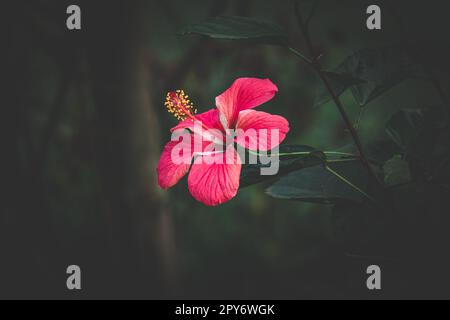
[165,90,197,121]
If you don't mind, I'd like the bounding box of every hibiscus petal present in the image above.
[188,146,242,206]
[235,109,290,151]
[215,78,278,128]
[171,108,226,145]
[171,109,224,133]
[157,134,194,189]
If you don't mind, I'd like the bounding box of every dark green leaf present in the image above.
[385,109,426,150]
[240,145,322,188]
[265,161,369,204]
[385,107,450,182]
[316,47,424,107]
[180,16,289,46]
[386,108,449,150]
[383,155,412,187]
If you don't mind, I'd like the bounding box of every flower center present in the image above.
[165,90,226,145]
[165,90,197,121]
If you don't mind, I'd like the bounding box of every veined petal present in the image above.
[235,109,290,151]
[215,78,278,128]
[157,133,194,189]
[171,109,224,133]
[188,146,242,206]
[171,108,225,145]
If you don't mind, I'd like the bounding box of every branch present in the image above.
[292,0,383,188]
[305,0,321,27]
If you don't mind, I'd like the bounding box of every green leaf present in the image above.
[179,16,289,46]
[383,155,412,187]
[385,108,450,182]
[265,161,369,204]
[386,108,449,150]
[385,109,426,150]
[239,145,322,188]
[316,47,424,107]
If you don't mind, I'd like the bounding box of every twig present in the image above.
[305,0,321,29]
[292,1,383,189]
[288,47,313,65]
[354,107,365,131]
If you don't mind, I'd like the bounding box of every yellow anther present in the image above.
[165,90,197,121]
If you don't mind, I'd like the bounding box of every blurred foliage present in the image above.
[3,0,450,299]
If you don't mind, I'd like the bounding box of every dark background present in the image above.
[2,0,450,299]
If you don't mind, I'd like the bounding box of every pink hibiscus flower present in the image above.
[157,78,290,206]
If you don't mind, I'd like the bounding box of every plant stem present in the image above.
[305,0,321,26]
[291,0,383,188]
[277,151,355,157]
[249,149,356,158]
[323,151,356,157]
[247,150,382,167]
[326,158,361,164]
[354,107,365,131]
[288,47,313,65]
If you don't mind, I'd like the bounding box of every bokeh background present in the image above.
[3,0,450,299]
